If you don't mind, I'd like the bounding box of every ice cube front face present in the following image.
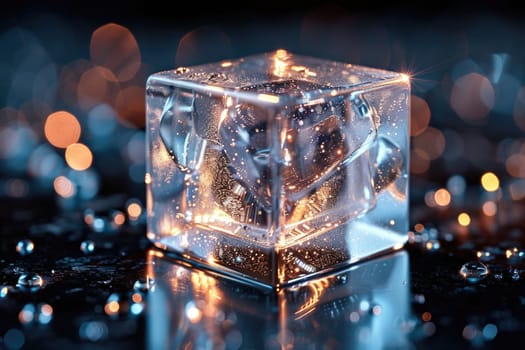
[146,50,410,289]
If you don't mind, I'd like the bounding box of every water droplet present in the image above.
[175,67,189,74]
[80,240,95,254]
[16,239,35,256]
[511,268,521,280]
[16,273,44,292]
[1,285,17,298]
[459,261,489,283]
[206,72,229,83]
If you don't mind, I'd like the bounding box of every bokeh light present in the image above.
[175,27,233,66]
[77,66,119,111]
[450,73,495,123]
[458,212,471,226]
[482,201,497,216]
[481,172,500,192]
[410,95,431,137]
[65,143,93,171]
[53,175,75,198]
[115,86,146,128]
[90,23,141,82]
[434,188,451,207]
[412,127,446,161]
[44,111,81,149]
[127,201,142,220]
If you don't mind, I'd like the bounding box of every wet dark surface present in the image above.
[1,189,525,349]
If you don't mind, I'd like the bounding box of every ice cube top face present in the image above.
[146,49,410,289]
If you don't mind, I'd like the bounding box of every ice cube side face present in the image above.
[146,50,410,288]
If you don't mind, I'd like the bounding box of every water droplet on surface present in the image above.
[16,239,35,255]
[459,261,489,283]
[511,268,521,280]
[175,67,189,74]
[80,240,95,254]
[16,273,44,292]
[1,285,17,298]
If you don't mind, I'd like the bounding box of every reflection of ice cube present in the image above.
[219,82,377,211]
[146,250,411,350]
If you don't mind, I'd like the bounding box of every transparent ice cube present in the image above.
[146,50,410,288]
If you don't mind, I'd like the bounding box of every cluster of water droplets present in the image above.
[0,197,152,347]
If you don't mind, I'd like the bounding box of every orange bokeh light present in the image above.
[412,127,446,160]
[127,202,142,219]
[410,95,431,137]
[77,66,119,110]
[65,143,93,171]
[434,188,451,207]
[53,176,76,198]
[90,23,141,82]
[115,85,146,128]
[450,73,494,122]
[481,172,500,192]
[506,153,525,178]
[458,212,471,226]
[44,111,81,149]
